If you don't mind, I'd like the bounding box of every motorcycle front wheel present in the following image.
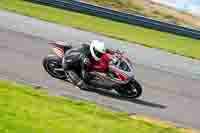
[115,79,142,99]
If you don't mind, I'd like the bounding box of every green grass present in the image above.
[0,80,185,133]
[0,0,200,59]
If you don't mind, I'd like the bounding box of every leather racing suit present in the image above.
[62,44,112,89]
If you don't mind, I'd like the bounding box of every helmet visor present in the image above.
[93,47,103,59]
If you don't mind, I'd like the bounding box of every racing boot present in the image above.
[66,70,89,90]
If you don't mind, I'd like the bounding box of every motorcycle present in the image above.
[43,41,143,99]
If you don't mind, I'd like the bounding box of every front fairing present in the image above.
[109,56,135,79]
[87,51,135,89]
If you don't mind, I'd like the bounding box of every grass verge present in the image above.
[0,80,193,133]
[0,0,200,59]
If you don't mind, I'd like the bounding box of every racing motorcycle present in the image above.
[43,41,143,99]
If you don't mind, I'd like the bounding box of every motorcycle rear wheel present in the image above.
[115,79,142,99]
[43,55,66,79]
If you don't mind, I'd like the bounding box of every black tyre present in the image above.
[43,55,66,79]
[115,79,142,99]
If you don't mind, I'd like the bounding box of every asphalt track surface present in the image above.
[0,11,200,130]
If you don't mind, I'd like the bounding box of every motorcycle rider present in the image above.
[62,40,113,90]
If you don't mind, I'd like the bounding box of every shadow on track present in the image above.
[83,88,167,109]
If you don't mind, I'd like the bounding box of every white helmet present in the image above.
[90,40,106,61]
